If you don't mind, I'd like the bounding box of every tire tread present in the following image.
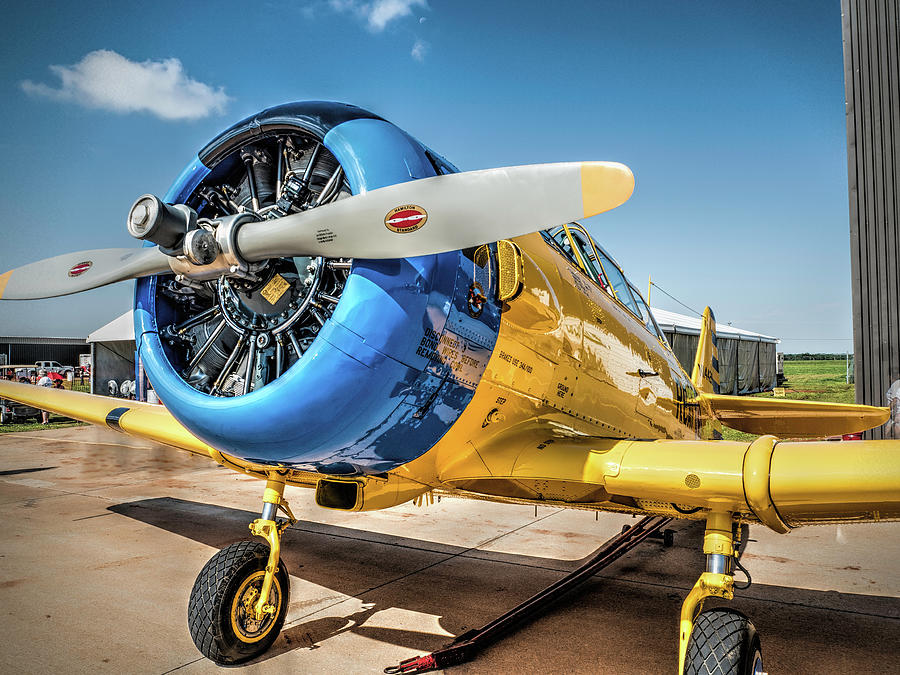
[188,540,272,664]
[685,608,758,675]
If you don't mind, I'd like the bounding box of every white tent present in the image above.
[87,310,134,343]
[87,311,135,395]
[651,307,779,394]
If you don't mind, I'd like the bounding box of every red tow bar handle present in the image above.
[384,654,437,674]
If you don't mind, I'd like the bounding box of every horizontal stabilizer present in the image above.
[702,393,890,437]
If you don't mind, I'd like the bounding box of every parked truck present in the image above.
[34,361,74,376]
[2,361,76,381]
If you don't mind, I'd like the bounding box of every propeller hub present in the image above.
[127,194,198,250]
[130,203,150,227]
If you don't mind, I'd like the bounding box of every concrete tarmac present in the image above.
[0,426,898,674]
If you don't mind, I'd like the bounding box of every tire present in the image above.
[188,540,290,665]
[685,608,763,675]
[663,528,675,547]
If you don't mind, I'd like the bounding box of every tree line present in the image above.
[783,353,851,361]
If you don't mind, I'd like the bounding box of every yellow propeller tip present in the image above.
[0,270,12,299]
[580,162,635,218]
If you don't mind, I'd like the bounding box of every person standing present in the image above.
[36,369,52,424]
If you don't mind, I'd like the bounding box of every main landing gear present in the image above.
[188,472,297,665]
[184,487,763,672]
[680,511,764,675]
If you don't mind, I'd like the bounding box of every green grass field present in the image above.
[768,359,855,404]
[722,359,854,441]
[0,417,88,434]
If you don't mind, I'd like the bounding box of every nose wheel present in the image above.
[188,473,296,664]
[188,540,290,664]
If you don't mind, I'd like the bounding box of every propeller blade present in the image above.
[0,247,171,300]
[0,161,632,299]
[237,161,634,261]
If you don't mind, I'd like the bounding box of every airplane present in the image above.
[0,100,897,675]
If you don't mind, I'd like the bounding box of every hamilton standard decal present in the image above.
[384,204,428,234]
[68,261,93,277]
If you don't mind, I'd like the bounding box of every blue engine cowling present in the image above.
[134,102,501,474]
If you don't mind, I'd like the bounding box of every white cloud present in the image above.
[21,50,230,121]
[411,38,428,62]
[329,0,427,32]
[368,0,426,30]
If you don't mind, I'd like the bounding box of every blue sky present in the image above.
[0,1,851,353]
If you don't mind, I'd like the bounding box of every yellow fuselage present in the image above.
[366,233,897,531]
[391,233,712,504]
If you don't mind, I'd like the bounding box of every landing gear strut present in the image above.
[188,472,297,664]
[679,511,764,675]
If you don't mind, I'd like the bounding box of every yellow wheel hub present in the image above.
[230,570,281,643]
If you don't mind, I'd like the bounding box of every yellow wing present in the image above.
[600,435,900,531]
[701,392,890,437]
[0,380,254,471]
[458,433,900,532]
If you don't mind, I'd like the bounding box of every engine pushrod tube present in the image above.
[276,138,285,200]
[313,166,343,207]
[243,154,260,212]
[286,329,303,358]
[243,336,258,395]
[211,334,246,393]
[186,319,227,371]
[173,306,220,335]
[274,337,284,379]
[301,143,321,184]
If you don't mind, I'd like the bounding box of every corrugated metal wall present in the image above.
[0,338,88,368]
[842,0,900,439]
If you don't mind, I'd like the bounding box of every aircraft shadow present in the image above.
[108,497,900,671]
[0,466,58,476]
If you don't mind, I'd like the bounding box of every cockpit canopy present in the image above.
[542,224,666,344]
